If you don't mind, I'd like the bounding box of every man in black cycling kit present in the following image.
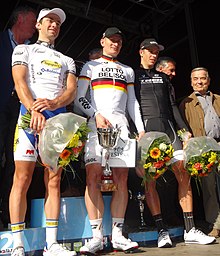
[134,38,215,248]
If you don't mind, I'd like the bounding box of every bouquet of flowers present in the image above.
[19,110,32,130]
[38,112,90,173]
[183,136,220,181]
[137,131,174,184]
[19,110,36,134]
[177,128,191,142]
[57,122,90,168]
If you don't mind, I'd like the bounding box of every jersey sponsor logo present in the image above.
[26,149,34,155]
[140,77,163,84]
[85,157,97,164]
[98,67,125,80]
[54,52,61,58]
[40,67,61,75]
[79,97,91,109]
[110,146,124,157]
[41,60,62,68]
[14,50,24,55]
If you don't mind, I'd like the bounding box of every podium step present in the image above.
[0,196,184,254]
[0,226,183,255]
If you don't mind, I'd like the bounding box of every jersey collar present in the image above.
[36,40,55,49]
[102,55,117,62]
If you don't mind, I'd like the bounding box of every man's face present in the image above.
[139,45,159,69]
[19,12,36,39]
[159,62,176,80]
[191,70,210,94]
[36,13,61,41]
[100,34,122,58]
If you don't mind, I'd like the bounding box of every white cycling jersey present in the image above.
[12,42,76,162]
[76,55,144,133]
[12,42,76,100]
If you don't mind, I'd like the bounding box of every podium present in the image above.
[0,195,183,255]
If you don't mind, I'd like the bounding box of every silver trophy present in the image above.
[97,126,120,192]
[135,192,147,230]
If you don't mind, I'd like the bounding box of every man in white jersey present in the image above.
[76,27,145,255]
[9,8,77,256]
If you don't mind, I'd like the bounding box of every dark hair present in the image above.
[155,56,176,69]
[88,48,103,60]
[89,48,102,56]
[8,5,36,28]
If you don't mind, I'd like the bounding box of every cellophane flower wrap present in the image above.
[38,112,90,173]
[137,131,174,184]
[183,136,220,179]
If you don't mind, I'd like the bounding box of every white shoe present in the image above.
[43,243,77,256]
[11,246,25,256]
[111,235,139,252]
[80,238,103,255]
[184,227,216,245]
[158,229,172,248]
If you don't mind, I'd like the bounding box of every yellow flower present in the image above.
[150,147,161,159]
[68,134,80,148]
[208,152,217,163]
[59,158,71,167]
[157,168,166,176]
[143,163,152,169]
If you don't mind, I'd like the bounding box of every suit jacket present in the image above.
[179,91,220,137]
[0,30,14,111]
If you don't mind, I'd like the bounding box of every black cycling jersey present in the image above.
[134,68,175,121]
[134,67,188,147]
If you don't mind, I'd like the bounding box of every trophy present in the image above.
[135,192,147,230]
[97,126,121,192]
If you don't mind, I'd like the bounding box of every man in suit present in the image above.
[179,67,220,238]
[0,5,36,227]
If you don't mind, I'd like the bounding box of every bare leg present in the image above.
[9,161,35,223]
[111,168,128,218]
[44,167,62,219]
[85,163,104,220]
[136,167,161,215]
[44,167,63,249]
[145,180,161,215]
[172,160,193,212]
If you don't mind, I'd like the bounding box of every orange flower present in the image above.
[199,172,208,177]
[164,156,171,162]
[207,163,214,169]
[153,160,164,169]
[60,149,71,160]
[154,173,161,180]
[194,162,203,170]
